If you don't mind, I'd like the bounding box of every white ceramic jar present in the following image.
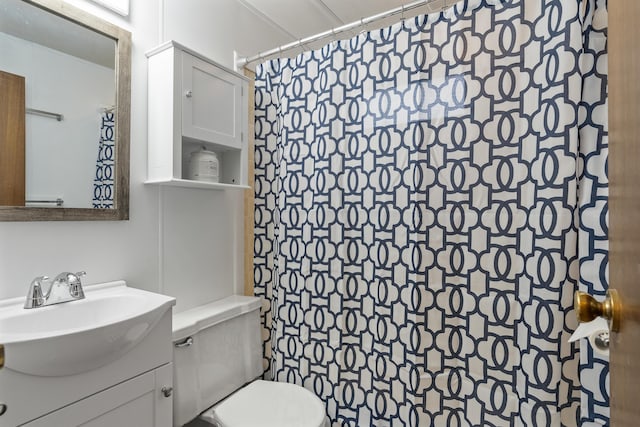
[188,147,219,183]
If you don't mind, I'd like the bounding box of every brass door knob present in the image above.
[574,289,621,332]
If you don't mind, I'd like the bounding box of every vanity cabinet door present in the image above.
[181,52,243,149]
[22,363,173,427]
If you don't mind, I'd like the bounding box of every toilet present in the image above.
[172,295,328,427]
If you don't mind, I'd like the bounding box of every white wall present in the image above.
[0,32,115,208]
[0,0,286,313]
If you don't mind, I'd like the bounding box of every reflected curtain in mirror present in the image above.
[93,110,115,208]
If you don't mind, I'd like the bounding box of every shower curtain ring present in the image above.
[330,28,338,46]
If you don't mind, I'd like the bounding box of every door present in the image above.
[0,70,25,206]
[608,0,640,425]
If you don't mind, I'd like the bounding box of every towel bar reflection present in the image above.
[26,198,64,207]
[26,108,64,121]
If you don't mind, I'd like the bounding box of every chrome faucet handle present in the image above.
[24,276,48,309]
[69,271,86,299]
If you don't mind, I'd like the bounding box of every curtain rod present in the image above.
[237,0,452,67]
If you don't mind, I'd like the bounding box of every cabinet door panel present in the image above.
[23,364,173,427]
[80,393,154,427]
[182,53,241,149]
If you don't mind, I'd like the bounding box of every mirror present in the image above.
[0,0,130,221]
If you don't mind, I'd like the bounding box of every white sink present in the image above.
[0,281,175,377]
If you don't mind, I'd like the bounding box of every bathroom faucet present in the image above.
[24,271,86,309]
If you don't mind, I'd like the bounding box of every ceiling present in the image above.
[237,0,457,61]
[0,0,458,69]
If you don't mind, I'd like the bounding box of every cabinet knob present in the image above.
[161,386,173,398]
[0,403,7,416]
[185,90,193,98]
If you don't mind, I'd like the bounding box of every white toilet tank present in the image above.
[172,295,263,426]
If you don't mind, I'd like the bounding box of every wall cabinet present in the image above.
[146,41,249,190]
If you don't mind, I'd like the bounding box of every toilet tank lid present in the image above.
[172,295,261,341]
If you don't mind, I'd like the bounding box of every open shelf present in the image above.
[144,178,250,191]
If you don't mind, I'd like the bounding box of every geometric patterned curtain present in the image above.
[254,0,608,425]
[92,111,115,208]
[578,0,609,425]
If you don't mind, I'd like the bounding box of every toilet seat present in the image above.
[199,380,326,427]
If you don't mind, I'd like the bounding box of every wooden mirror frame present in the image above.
[0,0,131,221]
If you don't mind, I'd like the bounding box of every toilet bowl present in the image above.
[200,380,327,427]
[172,295,328,427]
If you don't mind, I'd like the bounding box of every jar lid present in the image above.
[191,147,217,156]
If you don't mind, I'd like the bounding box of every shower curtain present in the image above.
[254,0,609,425]
[577,1,609,425]
[92,110,115,208]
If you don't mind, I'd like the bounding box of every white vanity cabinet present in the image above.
[146,41,249,190]
[23,364,172,427]
[0,286,175,427]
